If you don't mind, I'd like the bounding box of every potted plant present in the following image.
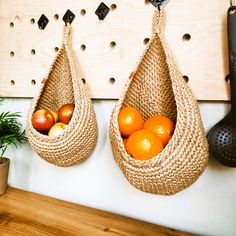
[0,98,27,195]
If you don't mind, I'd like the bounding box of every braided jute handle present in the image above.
[153,9,164,35]
[129,9,164,80]
[62,23,72,46]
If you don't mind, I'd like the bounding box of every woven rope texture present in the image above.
[26,25,98,167]
[109,10,209,195]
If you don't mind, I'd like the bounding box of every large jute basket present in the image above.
[26,24,98,167]
[109,10,209,195]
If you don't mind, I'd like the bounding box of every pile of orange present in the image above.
[118,107,175,161]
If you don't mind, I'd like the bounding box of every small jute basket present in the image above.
[109,10,209,195]
[26,24,98,167]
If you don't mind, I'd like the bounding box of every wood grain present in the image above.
[0,0,230,100]
[0,187,194,236]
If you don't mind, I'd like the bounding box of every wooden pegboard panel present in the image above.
[0,0,231,100]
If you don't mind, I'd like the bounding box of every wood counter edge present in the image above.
[0,187,195,236]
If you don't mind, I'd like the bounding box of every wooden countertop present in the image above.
[0,187,194,236]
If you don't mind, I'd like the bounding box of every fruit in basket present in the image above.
[126,129,163,161]
[123,138,128,148]
[58,103,75,124]
[48,122,68,137]
[49,110,58,123]
[118,107,143,137]
[143,115,175,146]
[32,109,55,133]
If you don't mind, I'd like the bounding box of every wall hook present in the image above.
[95,2,110,20]
[150,0,170,10]
[62,9,75,25]
[37,14,49,30]
[231,0,236,7]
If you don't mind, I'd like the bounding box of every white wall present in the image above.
[2,98,236,236]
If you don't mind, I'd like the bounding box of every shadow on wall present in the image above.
[8,142,33,189]
[207,154,235,173]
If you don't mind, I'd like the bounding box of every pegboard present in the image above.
[0,0,231,100]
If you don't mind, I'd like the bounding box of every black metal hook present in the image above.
[95,2,110,20]
[150,0,170,10]
[62,9,75,25]
[231,0,236,7]
[37,14,49,30]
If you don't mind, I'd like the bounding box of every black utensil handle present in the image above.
[228,7,236,110]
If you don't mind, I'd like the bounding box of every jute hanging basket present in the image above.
[26,24,98,167]
[109,10,209,195]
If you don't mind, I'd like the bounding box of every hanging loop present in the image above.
[153,8,164,35]
[63,24,71,45]
[231,0,236,7]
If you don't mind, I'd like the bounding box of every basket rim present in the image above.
[110,30,205,169]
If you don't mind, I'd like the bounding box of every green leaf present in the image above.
[0,110,27,157]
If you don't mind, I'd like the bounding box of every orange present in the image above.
[126,129,163,161]
[118,107,143,137]
[143,115,175,146]
[123,138,128,148]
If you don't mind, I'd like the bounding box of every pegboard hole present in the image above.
[31,80,36,85]
[14,15,20,22]
[54,47,59,52]
[82,78,86,84]
[110,41,116,48]
[143,38,150,45]
[10,80,15,85]
[9,22,14,28]
[54,14,59,20]
[182,33,191,41]
[110,4,117,10]
[80,9,86,16]
[225,74,230,83]
[109,77,115,85]
[10,51,15,57]
[183,75,189,83]
[30,18,35,24]
[80,44,86,51]
[31,49,36,55]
